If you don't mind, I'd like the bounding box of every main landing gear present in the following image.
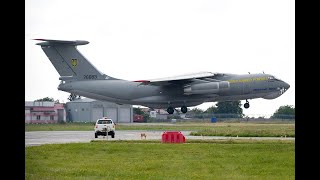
[244,99,250,109]
[181,106,187,113]
[167,106,188,114]
[167,107,174,114]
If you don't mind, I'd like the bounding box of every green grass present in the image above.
[25,140,294,179]
[25,122,295,137]
[190,123,295,137]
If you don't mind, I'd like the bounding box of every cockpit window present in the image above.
[267,76,283,82]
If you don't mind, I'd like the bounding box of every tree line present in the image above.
[187,101,294,119]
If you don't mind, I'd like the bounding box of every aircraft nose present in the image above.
[278,81,290,95]
[284,82,290,90]
[280,81,290,95]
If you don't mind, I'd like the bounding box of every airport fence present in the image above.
[145,113,295,123]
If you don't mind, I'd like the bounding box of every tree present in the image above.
[189,107,204,114]
[133,107,149,121]
[133,107,145,115]
[214,101,244,118]
[204,105,217,114]
[271,105,295,119]
[68,93,81,101]
[35,97,62,104]
[187,107,205,118]
[35,97,55,102]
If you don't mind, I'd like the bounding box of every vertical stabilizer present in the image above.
[35,39,115,80]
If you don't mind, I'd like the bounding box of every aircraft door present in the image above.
[57,109,64,123]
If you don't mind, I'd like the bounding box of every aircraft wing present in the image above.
[134,72,227,86]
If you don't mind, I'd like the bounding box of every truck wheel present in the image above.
[111,132,115,138]
[95,133,98,138]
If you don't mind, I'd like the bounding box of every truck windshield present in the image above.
[98,120,112,124]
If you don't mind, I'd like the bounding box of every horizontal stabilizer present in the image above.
[34,39,89,46]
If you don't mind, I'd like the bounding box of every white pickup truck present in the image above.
[94,117,116,138]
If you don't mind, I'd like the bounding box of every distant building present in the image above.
[65,98,133,123]
[25,101,66,124]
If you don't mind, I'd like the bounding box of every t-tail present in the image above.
[35,39,117,81]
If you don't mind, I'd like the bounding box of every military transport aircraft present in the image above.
[35,39,290,114]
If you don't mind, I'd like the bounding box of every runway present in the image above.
[25,130,295,147]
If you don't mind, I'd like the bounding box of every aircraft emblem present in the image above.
[71,59,78,67]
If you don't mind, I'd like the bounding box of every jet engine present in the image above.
[184,81,230,95]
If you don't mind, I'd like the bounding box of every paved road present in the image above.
[25,130,295,147]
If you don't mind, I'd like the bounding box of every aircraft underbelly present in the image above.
[71,80,160,99]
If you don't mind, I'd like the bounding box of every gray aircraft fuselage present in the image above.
[58,73,289,109]
[35,39,290,114]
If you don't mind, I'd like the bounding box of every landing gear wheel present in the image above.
[244,100,250,109]
[244,103,249,109]
[95,133,98,138]
[167,107,174,114]
[181,106,188,113]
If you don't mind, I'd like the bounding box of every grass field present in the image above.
[25,122,295,137]
[25,140,294,180]
[189,123,294,137]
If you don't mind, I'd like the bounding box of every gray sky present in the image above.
[25,0,295,117]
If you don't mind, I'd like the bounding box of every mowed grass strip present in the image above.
[26,141,294,179]
[190,123,295,137]
[25,122,295,137]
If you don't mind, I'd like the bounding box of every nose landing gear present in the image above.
[244,99,250,109]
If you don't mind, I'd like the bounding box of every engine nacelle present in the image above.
[184,81,230,95]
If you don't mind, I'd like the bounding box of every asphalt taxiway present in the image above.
[25,130,294,147]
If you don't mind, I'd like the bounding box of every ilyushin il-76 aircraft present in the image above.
[35,39,290,114]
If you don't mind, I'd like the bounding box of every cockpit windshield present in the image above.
[268,76,282,81]
[267,76,275,80]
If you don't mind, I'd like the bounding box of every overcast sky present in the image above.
[25,0,295,117]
